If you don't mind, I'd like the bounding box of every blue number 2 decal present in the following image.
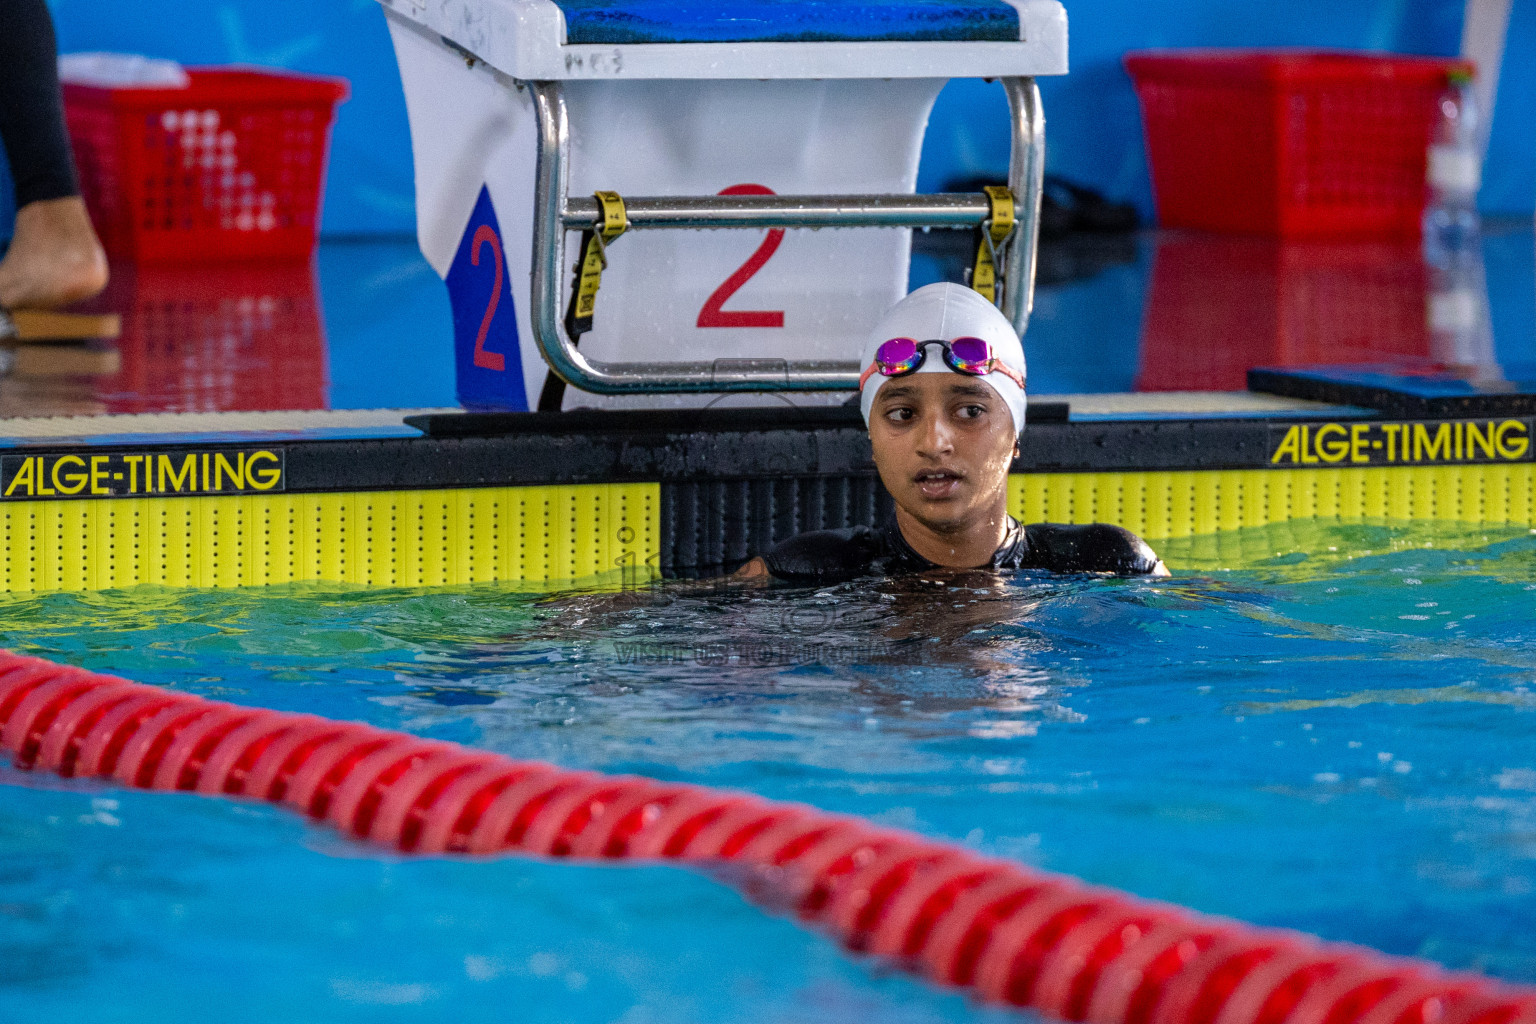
[448,186,527,409]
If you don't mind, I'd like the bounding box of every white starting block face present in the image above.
[382,0,1067,410]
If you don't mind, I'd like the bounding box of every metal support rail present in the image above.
[529,78,1044,395]
[562,193,999,231]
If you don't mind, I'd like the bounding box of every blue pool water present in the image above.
[1,520,1534,1022]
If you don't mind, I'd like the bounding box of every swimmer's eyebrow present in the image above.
[876,381,997,405]
[877,383,918,401]
[945,381,994,400]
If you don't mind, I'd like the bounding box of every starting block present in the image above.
[379,0,1067,409]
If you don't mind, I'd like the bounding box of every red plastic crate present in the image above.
[1125,50,1471,238]
[63,68,348,263]
[1135,234,1430,392]
[95,260,329,413]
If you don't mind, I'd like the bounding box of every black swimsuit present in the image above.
[762,518,1161,584]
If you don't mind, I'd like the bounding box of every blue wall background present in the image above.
[1,0,1531,240]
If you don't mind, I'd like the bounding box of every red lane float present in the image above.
[1,651,1532,1022]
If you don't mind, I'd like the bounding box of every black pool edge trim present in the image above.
[1249,368,1536,419]
[402,400,1071,438]
[0,417,1286,497]
[10,403,1536,500]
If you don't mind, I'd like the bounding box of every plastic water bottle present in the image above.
[1422,69,1481,270]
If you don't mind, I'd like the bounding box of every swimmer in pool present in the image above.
[737,282,1168,583]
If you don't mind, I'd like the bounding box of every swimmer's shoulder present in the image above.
[1020,522,1168,576]
[758,525,889,584]
[741,521,1166,582]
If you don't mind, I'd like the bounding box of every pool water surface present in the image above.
[1,520,1534,1022]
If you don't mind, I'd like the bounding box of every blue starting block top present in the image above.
[379,0,1063,79]
[555,0,1021,44]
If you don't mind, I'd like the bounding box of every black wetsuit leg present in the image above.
[0,0,80,209]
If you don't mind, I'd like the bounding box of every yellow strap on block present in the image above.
[971,185,1015,307]
[564,190,629,341]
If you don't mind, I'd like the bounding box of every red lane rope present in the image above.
[1,651,1533,1022]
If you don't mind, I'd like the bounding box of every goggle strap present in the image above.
[988,360,1026,390]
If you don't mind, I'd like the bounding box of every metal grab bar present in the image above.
[563,193,1000,231]
[528,78,1044,396]
[1001,76,1045,336]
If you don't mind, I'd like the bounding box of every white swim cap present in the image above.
[858,283,1027,436]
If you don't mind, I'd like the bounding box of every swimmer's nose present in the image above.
[915,412,956,458]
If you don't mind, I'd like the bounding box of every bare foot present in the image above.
[0,196,109,311]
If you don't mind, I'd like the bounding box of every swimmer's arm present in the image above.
[1023,523,1170,576]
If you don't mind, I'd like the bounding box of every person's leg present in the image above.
[0,0,107,311]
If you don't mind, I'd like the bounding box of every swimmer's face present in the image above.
[867,373,1018,534]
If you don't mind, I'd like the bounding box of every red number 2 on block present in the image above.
[697,184,785,329]
[471,224,506,371]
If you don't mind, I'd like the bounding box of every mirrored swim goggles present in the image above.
[858,336,1026,391]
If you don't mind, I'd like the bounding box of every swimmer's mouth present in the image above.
[914,469,964,497]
